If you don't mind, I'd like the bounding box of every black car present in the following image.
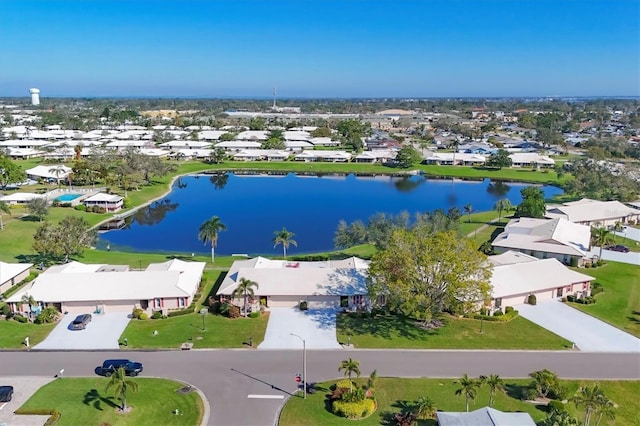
[70,314,92,330]
[100,359,144,377]
[0,385,13,402]
[607,244,630,253]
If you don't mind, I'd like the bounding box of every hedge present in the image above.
[335,379,354,390]
[15,408,60,426]
[332,398,376,419]
[167,307,195,317]
[468,310,519,322]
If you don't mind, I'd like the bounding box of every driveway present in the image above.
[258,307,342,350]
[587,247,640,265]
[34,312,131,350]
[517,299,640,352]
[0,376,54,426]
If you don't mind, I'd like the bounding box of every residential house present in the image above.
[0,262,32,294]
[294,150,352,162]
[508,152,555,168]
[545,198,640,227]
[83,193,124,212]
[436,407,535,426]
[25,164,72,182]
[424,152,487,166]
[354,150,397,164]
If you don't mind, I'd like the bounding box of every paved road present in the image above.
[1,349,638,426]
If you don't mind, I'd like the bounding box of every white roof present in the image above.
[285,141,314,149]
[426,152,487,162]
[0,193,45,202]
[199,130,227,140]
[214,141,262,148]
[491,258,594,299]
[309,137,339,146]
[437,407,535,426]
[160,141,212,148]
[83,193,123,202]
[294,150,352,160]
[355,150,397,160]
[488,250,538,266]
[283,130,311,141]
[25,165,72,180]
[217,257,369,297]
[509,152,555,165]
[235,130,268,141]
[546,199,639,223]
[0,262,32,285]
[491,217,591,257]
[138,148,171,157]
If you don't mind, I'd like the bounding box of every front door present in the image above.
[556,287,563,298]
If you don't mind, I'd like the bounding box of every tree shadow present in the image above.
[338,312,443,342]
[82,389,118,411]
[505,383,529,401]
[20,215,42,222]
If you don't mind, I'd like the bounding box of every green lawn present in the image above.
[16,377,203,426]
[568,261,640,337]
[120,312,269,349]
[279,378,639,426]
[337,313,571,350]
[0,319,56,348]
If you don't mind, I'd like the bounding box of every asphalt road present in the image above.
[1,349,639,426]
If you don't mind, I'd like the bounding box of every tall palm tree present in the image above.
[455,373,480,412]
[48,166,67,189]
[591,227,611,259]
[105,366,139,411]
[338,358,361,392]
[463,203,474,223]
[414,396,437,420]
[20,293,37,321]
[493,199,512,223]
[480,374,505,407]
[594,397,616,426]
[198,216,227,263]
[232,278,258,317]
[572,384,605,426]
[0,200,10,230]
[273,227,297,259]
[613,221,623,244]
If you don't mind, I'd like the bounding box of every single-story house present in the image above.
[354,150,397,163]
[437,407,535,426]
[233,149,290,161]
[0,262,33,294]
[214,141,262,151]
[3,147,44,159]
[7,259,205,316]
[491,217,591,265]
[235,130,268,141]
[83,193,124,212]
[424,152,487,166]
[509,152,555,168]
[488,251,594,311]
[25,165,72,182]
[0,192,45,205]
[159,140,213,150]
[545,198,640,227]
[216,257,370,310]
[294,150,352,162]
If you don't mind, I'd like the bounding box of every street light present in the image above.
[290,333,306,399]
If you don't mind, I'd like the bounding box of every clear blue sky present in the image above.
[0,0,638,98]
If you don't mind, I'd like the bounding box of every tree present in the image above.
[395,145,422,168]
[0,154,25,188]
[105,366,139,412]
[232,278,259,317]
[414,396,437,419]
[273,227,297,258]
[32,217,95,262]
[368,229,492,322]
[572,385,605,426]
[463,203,474,223]
[49,166,68,188]
[26,197,49,221]
[486,149,511,169]
[515,186,546,218]
[480,374,505,407]
[0,200,10,230]
[543,409,580,426]
[528,369,561,400]
[455,373,480,412]
[594,397,616,426]
[338,358,361,392]
[591,227,611,259]
[493,199,512,222]
[20,293,38,321]
[198,216,227,263]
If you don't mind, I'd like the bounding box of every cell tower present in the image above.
[273,86,277,109]
[29,88,40,106]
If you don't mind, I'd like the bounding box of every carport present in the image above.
[258,307,342,350]
[34,312,131,350]
[518,299,640,352]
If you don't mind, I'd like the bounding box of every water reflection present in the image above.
[125,199,180,228]
[209,172,229,190]
[394,176,426,193]
[486,181,511,198]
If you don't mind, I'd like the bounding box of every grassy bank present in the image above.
[0,320,56,349]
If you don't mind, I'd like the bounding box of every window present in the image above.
[351,295,363,306]
[178,297,186,308]
[495,298,502,308]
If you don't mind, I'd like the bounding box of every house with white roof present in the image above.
[3,147,44,159]
[25,164,72,181]
[424,152,487,166]
[294,150,352,162]
[198,130,227,141]
[354,150,397,163]
[0,261,33,294]
[545,198,640,227]
[159,140,212,150]
[232,149,290,161]
[487,252,594,310]
[235,130,268,141]
[7,259,205,316]
[0,192,45,205]
[217,257,370,310]
[309,137,340,147]
[437,407,535,426]
[509,152,555,168]
[214,141,262,151]
[83,193,124,212]
[491,217,591,266]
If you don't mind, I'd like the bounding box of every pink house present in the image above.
[83,193,124,212]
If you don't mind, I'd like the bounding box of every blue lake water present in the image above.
[98,173,563,256]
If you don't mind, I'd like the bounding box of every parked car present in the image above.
[607,244,630,253]
[0,385,13,402]
[70,314,92,330]
[100,359,143,377]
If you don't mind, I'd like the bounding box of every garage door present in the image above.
[102,300,137,313]
[268,296,300,308]
[307,295,340,309]
[62,301,98,314]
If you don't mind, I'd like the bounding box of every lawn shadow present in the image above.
[83,389,118,411]
[338,312,443,342]
[504,383,529,401]
[204,271,227,307]
[229,368,292,396]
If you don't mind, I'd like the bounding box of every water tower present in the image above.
[29,88,40,106]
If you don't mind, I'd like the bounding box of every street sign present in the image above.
[295,374,301,383]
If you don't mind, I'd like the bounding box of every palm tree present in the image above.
[572,384,605,426]
[493,199,512,223]
[594,397,616,426]
[273,227,297,259]
[104,366,139,411]
[48,166,67,189]
[455,373,480,412]
[613,221,623,244]
[198,216,227,263]
[232,278,258,317]
[463,203,474,223]
[338,358,361,392]
[591,227,611,259]
[414,396,437,420]
[20,293,37,321]
[0,200,10,230]
[480,374,505,407]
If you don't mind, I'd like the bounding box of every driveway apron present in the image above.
[258,307,342,349]
[0,376,54,426]
[34,312,131,350]
[517,299,640,352]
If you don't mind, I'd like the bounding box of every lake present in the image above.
[97,172,563,256]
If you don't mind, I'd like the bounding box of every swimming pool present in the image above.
[55,193,82,202]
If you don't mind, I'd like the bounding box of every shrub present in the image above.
[341,387,366,403]
[493,310,504,317]
[35,306,59,324]
[561,297,567,302]
[74,204,86,211]
[151,311,162,319]
[569,257,579,267]
[335,379,355,390]
[0,303,10,316]
[591,283,603,296]
[548,399,566,413]
[248,311,260,319]
[226,304,241,319]
[566,295,576,303]
[139,313,149,320]
[167,308,194,318]
[299,300,308,311]
[504,306,514,314]
[332,398,376,419]
[13,314,28,323]
[123,197,132,209]
[131,308,144,319]
[527,294,537,305]
[209,301,222,314]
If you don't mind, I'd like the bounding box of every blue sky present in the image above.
[0,0,638,98]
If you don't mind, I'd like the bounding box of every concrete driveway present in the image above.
[0,376,54,426]
[587,247,640,265]
[34,312,131,350]
[517,300,640,352]
[258,307,342,350]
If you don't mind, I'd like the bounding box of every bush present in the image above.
[13,314,28,323]
[151,311,162,319]
[591,283,603,296]
[548,400,566,413]
[341,387,366,403]
[504,306,514,314]
[469,309,519,322]
[123,197,132,209]
[35,306,59,324]
[0,303,10,316]
[332,398,376,419]
[226,304,241,319]
[527,294,537,305]
[493,310,504,317]
[569,257,579,267]
[74,204,86,211]
[335,379,354,390]
[248,311,260,319]
[131,308,144,319]
[167,308,194,318]
[209,301,221,314]
[139,313,149,320]
[299,300,308,311]
[566,294,576,303]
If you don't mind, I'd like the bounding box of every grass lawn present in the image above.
[0,319,56,348]
[568,261,640,337]
[16,377,203,426]
[120,312,269,349]
[279,377,639,426]
[337,313,571,350]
